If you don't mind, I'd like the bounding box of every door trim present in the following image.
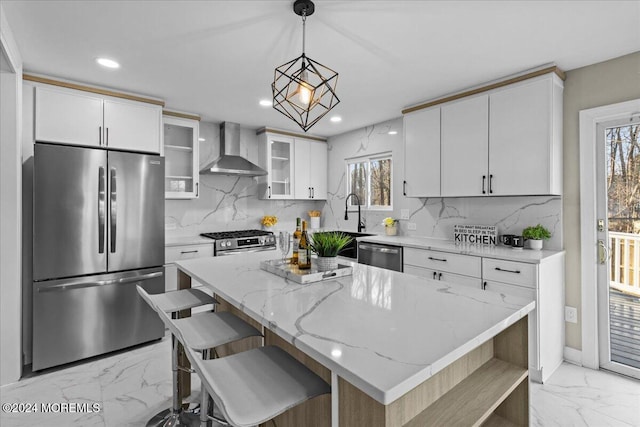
[579,98,640,369]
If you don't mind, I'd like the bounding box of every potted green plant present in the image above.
[309,232,353,271]
[522,224,551,250]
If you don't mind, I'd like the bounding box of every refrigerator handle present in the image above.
[98,166,105,254]
[38,271,164,293]
[110,167,117,253]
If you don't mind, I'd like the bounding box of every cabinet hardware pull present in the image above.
[309,187,312,199]
[428,256,447,262]
[482,281,487,290]
[489,174,493,194]
[482,175,486,194]
[195,182,199,197]
[403,180,407,196]
[438,272,442,280]
[268,185,271,198]
[180,250,198,254]
[99,126,102,145]
[433,271,437,280]
[495,267,520,274]
[106,127,109,146]
[312,187,315,198]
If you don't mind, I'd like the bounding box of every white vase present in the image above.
[528,239,543,250]
[385,225,397,236]
[314,256,338,271]
[310,217,320,229]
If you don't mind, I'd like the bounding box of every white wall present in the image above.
[0,4,23,386]
[324,117,563,249]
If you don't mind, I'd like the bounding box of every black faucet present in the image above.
[344,193,365,233]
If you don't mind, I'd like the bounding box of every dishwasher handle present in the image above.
[358,243,401,255]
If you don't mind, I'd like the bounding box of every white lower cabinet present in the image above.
[481,255,565,383]
[402,245,565,383]
[164,243,214,292]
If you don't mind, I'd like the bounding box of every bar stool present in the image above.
[162,310,331,427]
[138,286,264,427]
[137,286,218,427]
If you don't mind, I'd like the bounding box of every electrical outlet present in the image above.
[401,209,410,220]
[565,306,578,324]
[408,222,417,231]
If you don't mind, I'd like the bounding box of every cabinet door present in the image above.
[403,108,440,197]
[441,95,489,196]
[309,140,327,199]
[294,138,311,199]
[104,99,161,153]
[267,135,295,199]
[35,87,103,147]
[489,78,552,195]
[163,116,199,199]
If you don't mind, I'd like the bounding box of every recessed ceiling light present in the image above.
[330,116,342,123]
[388,131,398,135]
[259,99,272,107]
[198,138,205,142]
[95,57,120,69]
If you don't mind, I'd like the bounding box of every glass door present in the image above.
[597,118,640,379]
[267,136,294,198]
[163,115,199,199]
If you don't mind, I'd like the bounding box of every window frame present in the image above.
[345,152,393,212]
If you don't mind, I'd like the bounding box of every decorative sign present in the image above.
[453,225,497,245]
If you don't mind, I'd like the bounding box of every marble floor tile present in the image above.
[2,337,639,426]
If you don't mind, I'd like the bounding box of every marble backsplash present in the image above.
[165,121,324,237]
[323,117,563,250]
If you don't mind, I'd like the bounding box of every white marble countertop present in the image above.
[357,235,564,264]
[176,252,535,405]
[165,235,214,247]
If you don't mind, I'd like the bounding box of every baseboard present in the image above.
[564,346,582,366]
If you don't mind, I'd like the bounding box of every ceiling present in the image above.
[3,1,639,137]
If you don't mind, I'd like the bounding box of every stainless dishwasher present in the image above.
[357,242,403,272]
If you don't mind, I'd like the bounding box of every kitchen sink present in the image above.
[322,230,375,259]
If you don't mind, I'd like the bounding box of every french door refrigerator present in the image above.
[32,142,165,371]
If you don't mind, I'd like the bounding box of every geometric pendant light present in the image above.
[272,0,340,132]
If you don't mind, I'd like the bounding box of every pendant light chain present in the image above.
[301,10,307,56]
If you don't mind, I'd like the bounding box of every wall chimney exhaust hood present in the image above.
[200,122,267,176]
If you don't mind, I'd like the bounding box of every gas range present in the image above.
[200,229,277,256]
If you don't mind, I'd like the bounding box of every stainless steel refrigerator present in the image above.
[32,142,165,371]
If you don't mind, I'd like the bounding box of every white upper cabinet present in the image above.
[163,115,199,199]
[259,133,295,199]
[35,87,103,147]
[403,107,440,197]
[294,138,327,200]
[34,85,162,154]
[403,71,563,198]
[103,99,161,153]
[489,76,563,196]
[441,95,489,196]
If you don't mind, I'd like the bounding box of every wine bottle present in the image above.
[298,220,311,270]
[292,217,301,265]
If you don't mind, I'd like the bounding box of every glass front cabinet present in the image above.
[163,114,199,199]
[258,132,295,199]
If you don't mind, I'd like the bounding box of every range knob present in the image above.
[259,237,266,244]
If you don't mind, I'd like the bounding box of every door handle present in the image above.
[438,272,442,280]
[312,187,315,198]
[428,256,447,262]
[98,167,105,254]
[309,187,312,199]
[598,239,609,264]
[180,250,199,254]
[482,281,487,290]
[403,180,407,196]
[489,174,494,194]
[106,127,109,146]
[433,271,437,280]
[195,182,199,197]
[268,185,272,198]
[110,167,117,253]
[495,267,521,274]
[38,271,163,293]
[482,175,486,194]
[99,126,102,146]
[358,244,400,254]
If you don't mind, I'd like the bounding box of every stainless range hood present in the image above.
[200,122,267,176]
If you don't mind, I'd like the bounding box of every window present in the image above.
[346,153,392,210]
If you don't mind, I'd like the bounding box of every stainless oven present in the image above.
[201,229,277,256]
[357,242,403,272]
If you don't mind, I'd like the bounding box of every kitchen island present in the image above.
[176,251,535,426]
